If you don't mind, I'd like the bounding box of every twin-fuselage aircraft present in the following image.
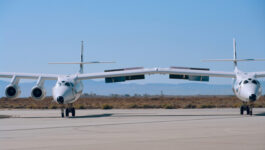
[1,39,264,117]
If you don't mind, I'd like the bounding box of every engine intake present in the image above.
[5,84,21,99]
[31,86,46,100]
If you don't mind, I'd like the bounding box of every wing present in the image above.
[0,66,236,83]
[0,72,59,80]
[77,67,157,83]
[253,72,265,78]
[157,67,236,81]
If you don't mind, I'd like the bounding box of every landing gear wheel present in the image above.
[240,106,244,115]
[71,108,75,117]
[61,106,65,118]
[66,108,69,117]
[249,106,253,116]
[246,106,250,115]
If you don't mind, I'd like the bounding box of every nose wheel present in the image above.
[65,108,75,117]
[60,104,76,118]
[240,103,253,116]
[65,104,75,117]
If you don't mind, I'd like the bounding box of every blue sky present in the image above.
[0,0,265,84]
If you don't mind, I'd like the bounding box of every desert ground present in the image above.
[1,95,265,109]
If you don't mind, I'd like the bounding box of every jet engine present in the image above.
[31,86,46,100]
[5,84,21,99]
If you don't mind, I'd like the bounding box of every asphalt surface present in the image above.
[1,109,265,150]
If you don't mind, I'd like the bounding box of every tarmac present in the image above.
[1,108,265,150]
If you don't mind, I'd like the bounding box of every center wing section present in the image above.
[77,67,157,83]
[77,66,236,82]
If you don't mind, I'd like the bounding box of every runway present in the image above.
[1,109,265,150]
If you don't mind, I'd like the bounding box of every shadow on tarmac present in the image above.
[0,115,11,119]
[255,112,265,116]
[70,113,113,118]
[113,114,239,117]
[10,113,113,119]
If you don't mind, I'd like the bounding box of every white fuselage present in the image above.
[52,75,83,104]
[232,71,262,102]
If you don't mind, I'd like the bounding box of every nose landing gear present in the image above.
[60,104,76,118]
[240,102,253,116]
[61,105,65,118]
[65,104,75,118]
[66,105,75,117]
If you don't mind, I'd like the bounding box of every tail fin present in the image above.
[48,41,115,74]
[233,38,237,70]
[203,38,265,71]
[80,41,84,73]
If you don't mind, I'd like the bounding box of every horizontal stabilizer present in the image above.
[202,59,265,62]
[48,61,115,64]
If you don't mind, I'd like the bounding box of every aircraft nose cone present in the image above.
[57,96,64,104]
[249,94,257,101]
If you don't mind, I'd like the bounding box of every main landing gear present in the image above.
[240,102,253,116]
[60,104,76,118]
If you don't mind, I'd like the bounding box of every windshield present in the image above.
[65,82,70,86]
[58,81,73,87]
[252,80,260,85]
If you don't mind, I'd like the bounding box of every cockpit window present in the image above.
[65,82,71,86]
[243,80,248,84]
[239,81,242,85]
[248,78,252,81]
[252,80,259,85]
[58,81,73,87]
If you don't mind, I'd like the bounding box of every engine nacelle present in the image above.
[31,86,46,100]
[5,84,21,99]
